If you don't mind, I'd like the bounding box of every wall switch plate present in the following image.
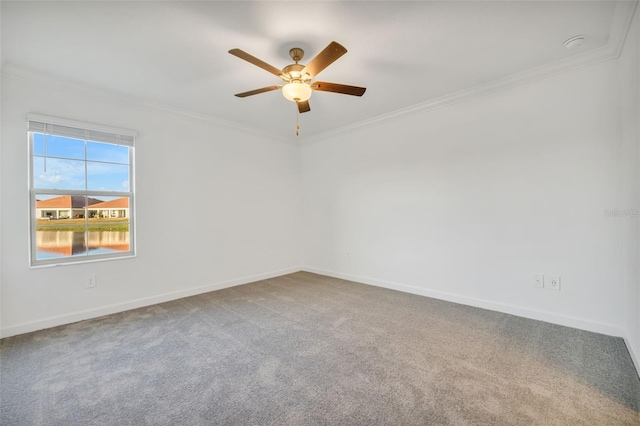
[86,275,97,289]
[533,274,544,288]
[548,275,560,291]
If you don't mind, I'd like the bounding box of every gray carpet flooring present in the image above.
[1,271,639,425]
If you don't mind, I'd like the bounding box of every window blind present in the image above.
[27,114,136,146]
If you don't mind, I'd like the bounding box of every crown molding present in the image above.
[609,0,639,58]
[301,0,639,145]
[0,64,296,145]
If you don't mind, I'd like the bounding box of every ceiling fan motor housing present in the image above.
[282,63,308,83]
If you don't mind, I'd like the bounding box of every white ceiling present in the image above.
[1,1,635,140]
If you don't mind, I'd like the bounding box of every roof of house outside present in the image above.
[36,195,103,209]
[90,198,129,209]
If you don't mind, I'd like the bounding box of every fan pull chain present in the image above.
[296,109,300,136]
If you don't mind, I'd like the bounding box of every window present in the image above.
[28,114,137,266]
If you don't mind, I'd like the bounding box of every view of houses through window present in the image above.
[36,195,129,220]
[29,115,136,265]
[35,194,131,259]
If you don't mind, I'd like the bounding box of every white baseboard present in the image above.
[5,265,636,374]
[623,336,640,378]
[302,266,626,338]
[0,267,302,338]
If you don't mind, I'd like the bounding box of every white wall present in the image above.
[0,74,302,336]
[619,8,640,367]
[0,4,3,335]
[301,59,628,337]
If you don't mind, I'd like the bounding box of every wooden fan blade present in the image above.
[301,41,347,78]
[234,85,282,98]
[311,81,366,96]
[229,49,283,78]
[297,100,311,113]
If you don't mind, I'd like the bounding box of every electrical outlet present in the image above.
[533,274,544,288]
[548,275,560,291]
[86,275,97,289]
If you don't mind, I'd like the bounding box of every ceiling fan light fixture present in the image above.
[282,82,312,102]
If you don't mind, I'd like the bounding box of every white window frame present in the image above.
[28,114,137,267]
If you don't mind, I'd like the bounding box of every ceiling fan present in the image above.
[228,41,366,115]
